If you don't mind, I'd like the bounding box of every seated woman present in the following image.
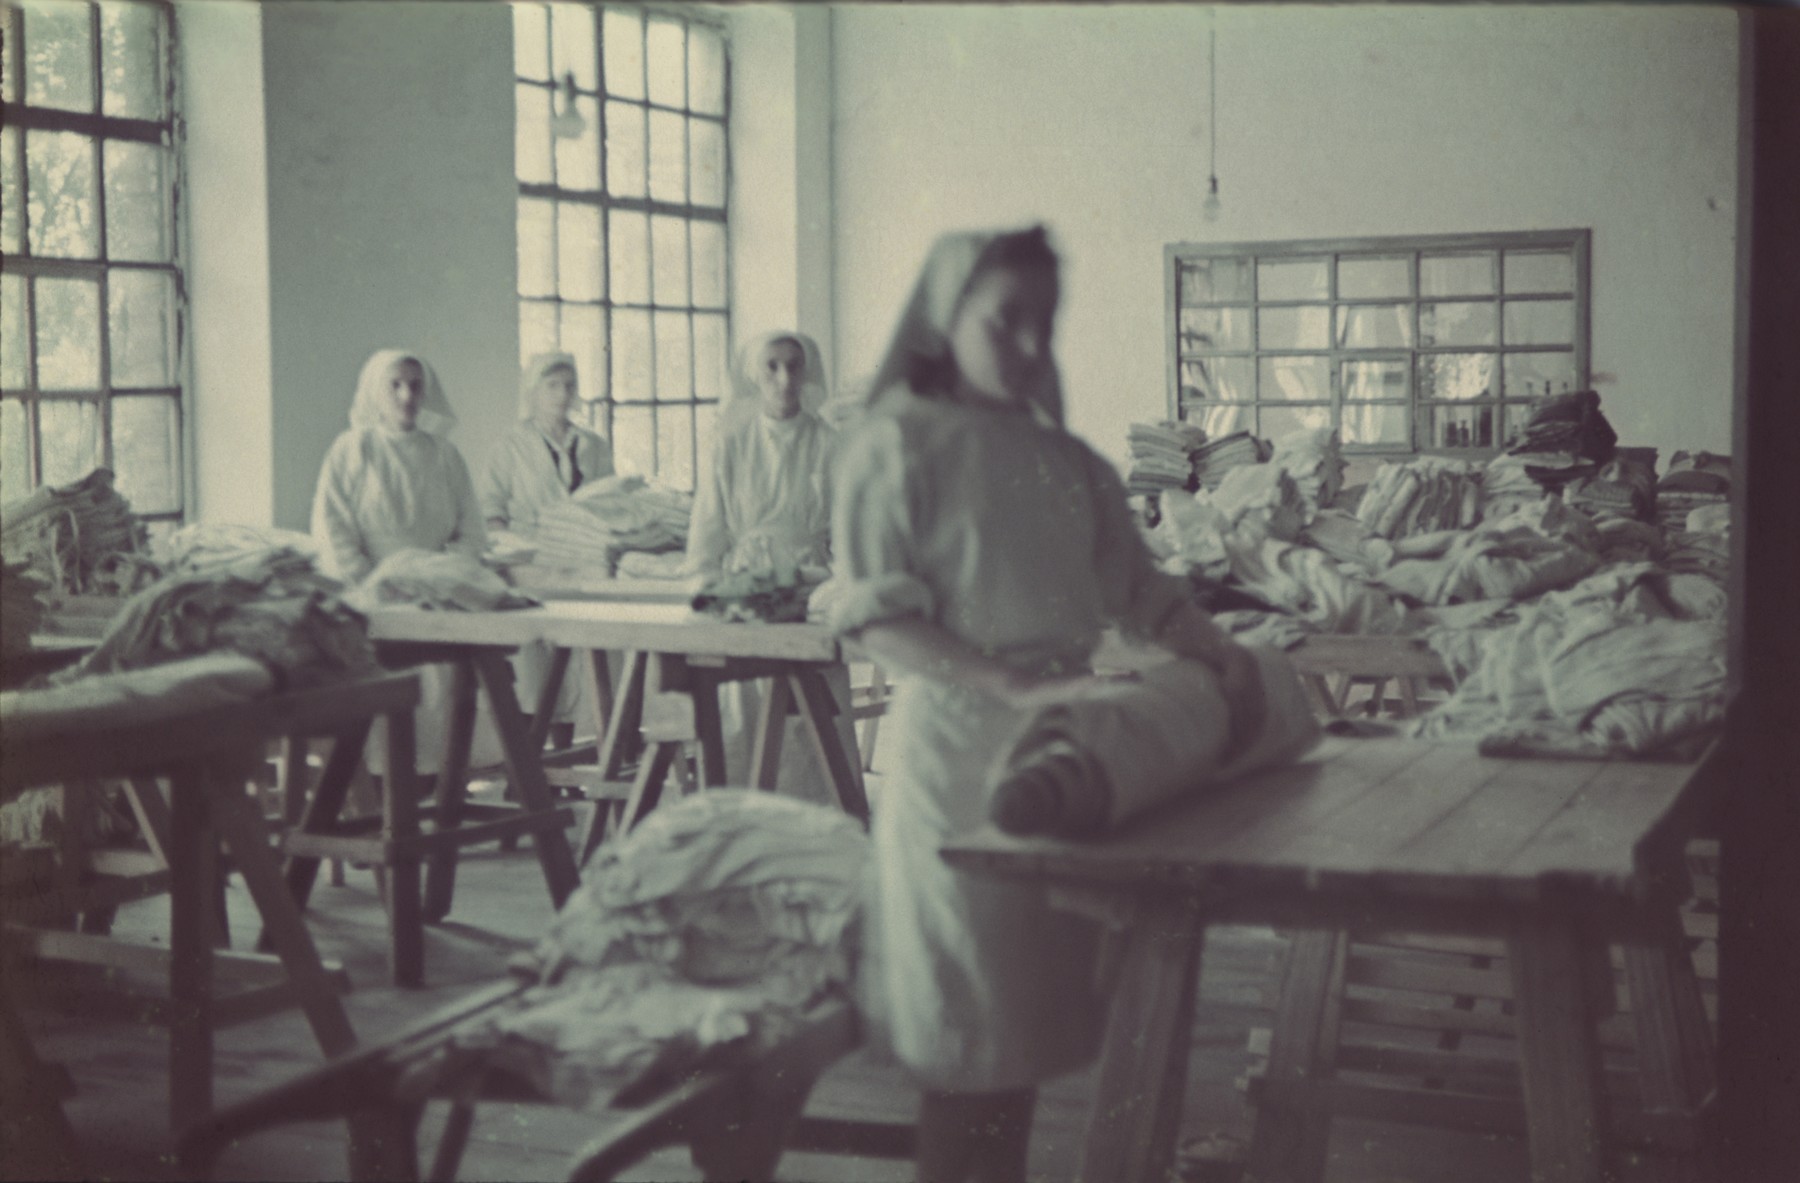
[311,349,496,775]
[481,353,616,740]
[688,332,859,806]
[481,352,615,537]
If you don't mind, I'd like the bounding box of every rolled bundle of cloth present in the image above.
[344,548,537,613]
[1354,457,1484,539]
[988,646,1322,839]
[0,467,150,595]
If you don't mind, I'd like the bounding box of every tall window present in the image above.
[512,3,728,492]
[1168,230,1590,456]
[1,1,185,520]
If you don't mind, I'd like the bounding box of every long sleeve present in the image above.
[311,436,374,584]
[444,444,488,558]
[826,417,935,634]
[685,438,733,574]
[578,428,615,484]
[1084,445,1191,638]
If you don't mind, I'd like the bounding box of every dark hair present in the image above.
[907,226,1061,395]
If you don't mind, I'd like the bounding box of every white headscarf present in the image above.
[720,330,830,432]
[865,226,1066,428]
[518,351,580,421]
[348,349,456,435]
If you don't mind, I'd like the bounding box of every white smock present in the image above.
[309,350,500,774]
[826,230,1191,1090]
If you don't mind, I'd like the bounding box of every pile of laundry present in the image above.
[1270,427,1345,519]
[57,545,376,689]
[1190,431,1271,492]
[0,468,151,596]
[1504,389,1619,467]
[1566,448,1659,522]
[1,560,48,659]
[447,790,868,1109]
[533,476,693,575]
[1353,457,1485,539]
[1654,451,1731,533]
[345,549,536,614]
[1125,420,1209,496]
[692,565,823,624]
[1375,501,1603,607]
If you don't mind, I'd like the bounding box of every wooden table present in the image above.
[366,601,868,873]
[1,668,421,1138]
[941,737,1717,1183]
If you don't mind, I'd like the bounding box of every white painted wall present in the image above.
[179,0,273,526]
[260,1,518,530]
[831,4,1741,470]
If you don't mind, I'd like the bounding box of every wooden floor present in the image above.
[14,771,1552,1183]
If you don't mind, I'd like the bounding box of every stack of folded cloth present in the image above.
[1191,431,1272,492]
[1,560,49,658]
[533,476,694,575]
[1495,390,1619,500]
[1654,451,1731,533]
[1125,421,1209,495]
[0,468,147,595]
[1567,447,1658,522]
[1480,454,1549,521]
[1354,457,1484,539]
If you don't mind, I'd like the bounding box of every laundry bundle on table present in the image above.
[0,560,49,658]
[453,790,868,1109]
[1191,431,1271,492]
[1654,450,1731,533]
[691,565,823,624]
[0,468,153,596]
[532,475,693,575]
[1125,420,1209,495]
[1354,457,1484,539]
[346,549,537,614]
[1270,427,1345,519]
[1567,448,1658,522]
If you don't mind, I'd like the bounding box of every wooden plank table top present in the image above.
[941,737,1714,1183]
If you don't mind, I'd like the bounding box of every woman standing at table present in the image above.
[311,348,497,775]
[480,352,614,537]
[828,227,1265,1182]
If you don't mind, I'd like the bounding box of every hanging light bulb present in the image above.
[1202,20,1222,223]
[551,71,586,140]
[1203,176,1222,223]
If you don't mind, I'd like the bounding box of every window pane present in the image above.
[1335,304,1413,350]
[688,118,725,209]
[1,127,20,254]
[654,312,690,401]
[1179,357,1253,403]
[100,0,164,119]
[1258,404,1332,439]
[549,2,597,92]
[690,221,726,308]
[692,313,727,400]
[515,84,552,184]
[104,140,170,262]
[658,404,693,490]
[1258,306,1329,351]
[1503,351,1578,400]
[648,109,685,202]
[1419,301,1497,347]
[557,202,602,301]
[112,394,180,513]
[1337,255,1409,299]
[610,403,653,478]
[1178,306,1250,352]
[1,399,29,505]
[611,308,652,400]
[1191,403,1252,440]
[1421,402,1501,450]
[1417,353,1497,402]
[1179,258,1251,304]
[38,398,101,486]
[608,210,649,305]
[1256,258,1328,302]
[34,276,100,389]
[1420,252,1496,297]
[1,274,27,389]
[1,6,16,102]
[687,26,726,116]
[1504,250,1574,295]
[560,303,604,400]
[553,94,600,189]
[604,100,646,198]
[519,299,556,366]
[109,268,176,387]
[1341,403,1410,448]
[27,130,98,258]
[1503,298,1574,347]
[516,197,555,297]
[24,1,95,112]
[646,19,685,108]
[651,215,689,307]
[1258,356,1329,401]
[1341,358,1408,402]
[512,2,549,80]
[602,7,646,101]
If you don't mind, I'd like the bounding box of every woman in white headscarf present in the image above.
[311,349,498,777]
[685,331,836,576]
[828,227,1266,1182]
[311,349,486,583]
[480,352,614,536]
